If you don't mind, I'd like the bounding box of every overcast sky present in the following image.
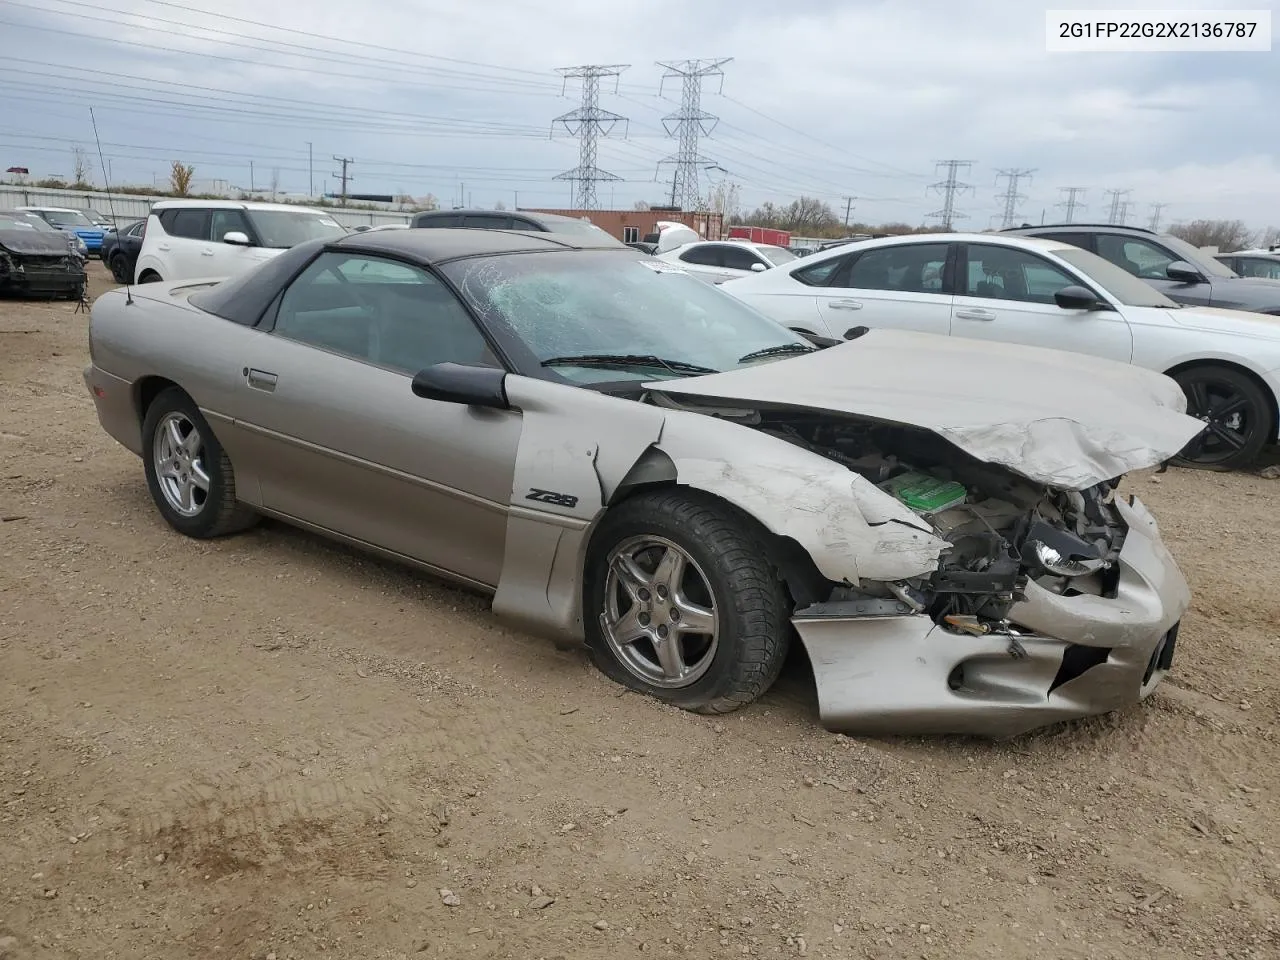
[2,0,1277,229]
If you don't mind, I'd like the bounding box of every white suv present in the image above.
[134,200,347,284]
[654,239,796,285]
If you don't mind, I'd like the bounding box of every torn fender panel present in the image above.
[490,376,667,641]
[645,328,1206,490]
[655,407,948,584]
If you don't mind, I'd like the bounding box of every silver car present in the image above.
[83,229,1201,737]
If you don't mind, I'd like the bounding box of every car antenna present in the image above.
[89,107,132,305]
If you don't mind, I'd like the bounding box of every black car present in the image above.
[100,219,146,284]
[0,209,87,299]
[409,208,624,245]
[1002,223,1280,315]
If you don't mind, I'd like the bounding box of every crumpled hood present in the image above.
[0,228,75,256]
[644,328,1206,490]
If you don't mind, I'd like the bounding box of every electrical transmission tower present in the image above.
[1104,188,1133,225]
[1057,186,1087,223]
[331,156,353,204]
[993,168,1035,228]
[655,57,732,210]
[551,64,630,210]
[1147,202,1169,231]
[927,160,975,229]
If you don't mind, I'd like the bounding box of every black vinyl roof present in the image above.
[333,226,625,263]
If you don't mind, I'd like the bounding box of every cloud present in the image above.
[1,0,1276,226]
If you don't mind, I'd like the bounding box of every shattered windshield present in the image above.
[246,210,348,248]
[442,249,814,384]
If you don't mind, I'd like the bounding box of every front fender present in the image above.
[488,377,947,645]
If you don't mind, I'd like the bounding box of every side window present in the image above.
[1035,232,1090,249]
[272,252,497,373]
[792,255,849,286]
[837,244,950,293]
[964,245,1080,304]
[161,208,210,240]
[128,221,145,238]
[1239,257,1280,280]
[721,245,765,271]
[415,214,461,228]
[622,226,640,243]
[210,209,251,243]
[462,214,512,229]
[678,245,721,266]
[1095,234,1177,279]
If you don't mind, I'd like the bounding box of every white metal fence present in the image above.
[0,184,414,229]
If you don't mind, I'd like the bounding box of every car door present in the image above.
[949,242,1133,363]
[158,207,212,279]
[718,244,769,282]
[232,250,522,587]
[207,208,264,276]
[1092,232,1214,306]
[812,241,954,337]
[675,244,733,284]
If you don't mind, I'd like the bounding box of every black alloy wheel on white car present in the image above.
[1171,365,1274,471]
[584,488,792,715]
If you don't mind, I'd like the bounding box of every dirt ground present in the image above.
[2,263,1278,960]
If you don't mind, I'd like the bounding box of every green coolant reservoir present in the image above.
[878,470,967,514]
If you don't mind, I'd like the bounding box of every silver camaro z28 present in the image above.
[84,229,1203,737]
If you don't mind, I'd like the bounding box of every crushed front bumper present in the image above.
[791,495,1191,738]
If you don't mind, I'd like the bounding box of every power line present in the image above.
[331,156,353,203]
[1147,202,1169,231]
[927,160,975,229]
[655,58,732,210]
[993,168,1035,229]
[1104,188,1133,225]
[1057,186,1087,223]
[551,64,629,211]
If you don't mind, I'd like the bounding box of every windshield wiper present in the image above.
[737,343,817,364]
[541,354,720,375]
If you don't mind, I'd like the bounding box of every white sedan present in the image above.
[656,239,796,285]
[721,232,1280,470]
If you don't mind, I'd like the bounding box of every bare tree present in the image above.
[494,200,507,211]
[269,167,281,199]
[415,193,440,211]
[71,147,92,188]
[633,199,651,211]
[1167,219,1257,252]
[169,161,195,197]
[1255,225,1280,249]
[703,181,741,221]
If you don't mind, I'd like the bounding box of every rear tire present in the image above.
[141,387,257,538]
[138,270,162,284]
[584,489,791,715]
[109,254,130,284]
[1170,364,1273,471]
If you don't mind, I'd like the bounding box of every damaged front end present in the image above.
[754,415,1190,738]
[0,244,87,300]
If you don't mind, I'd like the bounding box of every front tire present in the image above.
[1171,365,1273,470]
[141,388,257,538]
[584,489,791,715]
[137,269,162,284]
[109,254,130,284]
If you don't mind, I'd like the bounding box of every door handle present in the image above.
[201,249,215,256]
[955,309,996,321]
[245,367,278,392]
[157,244,170,251]
[828,299,863,310]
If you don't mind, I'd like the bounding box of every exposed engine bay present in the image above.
[728,410,1130,638]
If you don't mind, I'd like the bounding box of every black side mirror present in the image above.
[411,362,509,409]
[1054,285,1110,311]
[1165,261,1204,283]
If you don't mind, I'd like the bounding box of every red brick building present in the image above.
[522,208,724,244]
